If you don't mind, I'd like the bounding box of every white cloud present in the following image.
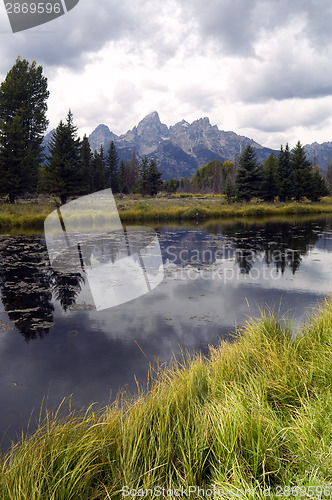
[1,0,332,149]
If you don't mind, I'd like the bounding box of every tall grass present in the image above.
[118,197,332,222]
[1,299,332,498]
[2,197,332,227]
[0,199,54,228]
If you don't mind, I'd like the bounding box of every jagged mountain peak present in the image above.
[139,110,160,123]
[136,111,169,138]
[94,123,112,133]
[86,113,278,179]
[303,141,332,169]
[88,123,117,152]
[169,119,190,136]
[192,117,212,128]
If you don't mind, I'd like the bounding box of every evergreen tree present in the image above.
[126,152,139,193]
[106,140,119,193]
[0,57,49,202]
[118,160,128,194]
[260,153,280,202]
[43,110,82,205]
[90,146,107,192]
[235,145,261,201]
[80,134,93,194]
[163,178,180,193]
[138,156,150,196]
[291,141,312,201]
[224,177,237,203]
[0,114,25,203]
[308,166,329,201]
[278,143,293,201]
[222,160,236,198]
[147,157,163,195]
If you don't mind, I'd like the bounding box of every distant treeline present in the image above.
[164,143,329,202]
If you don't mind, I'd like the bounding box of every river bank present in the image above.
[1,298,332,498]
[2,195,332,228]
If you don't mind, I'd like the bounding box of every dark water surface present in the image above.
[1,216,332,450]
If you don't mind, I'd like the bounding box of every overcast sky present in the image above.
[1,0,332,149]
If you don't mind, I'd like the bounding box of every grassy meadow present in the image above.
[117,194,332,222]
[1,298,332,498]
[2,194,332,228]
[0,198,54,228]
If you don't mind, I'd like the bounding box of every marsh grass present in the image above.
[117,196,332,222]
[0,199,54,228]
[1,299,332,498]
[2,196,332,227]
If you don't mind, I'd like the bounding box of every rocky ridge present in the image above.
[43,112,332,179]
[88,111,276,179]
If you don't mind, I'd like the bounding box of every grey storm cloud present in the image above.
[181,0,332,55]
[2,0,332,72]
[233,49,332,104]
[239,100,332,134]
[0,0,169,72]
[180,0,259,56]
[175,0,332,104]
[2,0,332,147]
[176,85,218,112]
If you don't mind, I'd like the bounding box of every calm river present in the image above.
[0,215,332,450]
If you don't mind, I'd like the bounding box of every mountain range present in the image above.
[43,111,332,179]
[88,111,277,179]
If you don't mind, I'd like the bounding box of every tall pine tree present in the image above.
[147,158,163,195]
[260,153,280,202]
[307,165,328,201]
[80,134,93,194]
[118,160,128,194]
[291,141,312,201]
[138,156,150,196]
[126,152,139,193]
[235,145,261,201]
[0,57,49,202]
[43,111,82,205]
[106,140,119,193]
[90,146,107,192]
[278,143,293,201]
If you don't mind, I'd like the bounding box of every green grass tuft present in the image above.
[1,299,332,498]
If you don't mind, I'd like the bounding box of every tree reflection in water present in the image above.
[214,221,321,275]
[0,236,83,341]
[0,219,329,341]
